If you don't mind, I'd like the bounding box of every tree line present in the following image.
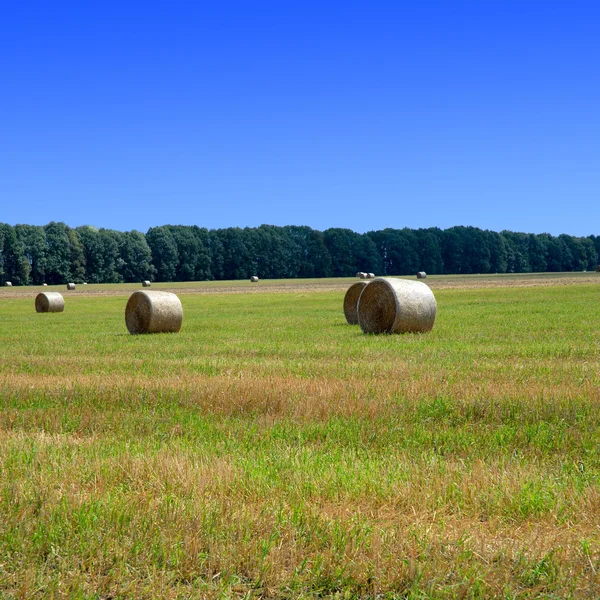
[0,222,599,285]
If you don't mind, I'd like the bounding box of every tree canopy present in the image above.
[1,221,597,284]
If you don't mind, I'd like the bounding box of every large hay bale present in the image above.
[357,277,437,334]
[250,276,259,282]
[142,280,151,287]
[416,271,427,279]
[4,281,12,287]
[343,281,369,324]
[35,292,64,313]
[125,290,183,334]
[66,283,76,290]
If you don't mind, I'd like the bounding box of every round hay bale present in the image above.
[355,272,362,278]
[250,276,259,282]
[35,292,64,313]
[125,290,183,334]
[416,271,427,279]
[42,283,48,286]
[142,280,151,287]
[66,283,76,290]
[343,281,369,324]
[359,272,368,279]
[83,282,88,285]
[367,273,375,279]
[4,281,12,287]
[357,277,436,334]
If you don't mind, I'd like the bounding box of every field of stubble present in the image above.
[1,274,600,599]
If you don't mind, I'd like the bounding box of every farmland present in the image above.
[1,274,600,598]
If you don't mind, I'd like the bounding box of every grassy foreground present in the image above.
[1,278,600,598]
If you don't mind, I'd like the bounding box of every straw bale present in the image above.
[359,272,368,279]
[35,292,64,313]
[42,283,48,286]
[4,281,12,287]
[125,290,183,334]
[416,271,427,279]
[66,283,76,290]
[142,280,151,287]
[343,281,369,324]
[367,273,375,279]
[250,276,259,282]
[355,272,362,278]
[357,277,436,334]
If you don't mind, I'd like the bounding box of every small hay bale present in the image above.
[357,277,436,334]
[359,272,368,279]
[250,276,259,282]
[83,282,88,285]
[343,281,369,325]
[42,283,48,286]
[367,273,375,279]
[35,292,64,313]
[142,280,151,287]
[125,290,183,334]
[5,281,12,287]
[416,271,427,279]
[355,272,362,278]
[66,283,76,290]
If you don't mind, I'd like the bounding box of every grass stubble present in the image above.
[0,275,600,598]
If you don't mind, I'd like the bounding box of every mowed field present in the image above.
[1,274,600,599]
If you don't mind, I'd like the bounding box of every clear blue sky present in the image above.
[1,1,598,236]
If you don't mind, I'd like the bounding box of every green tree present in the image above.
[118,230,156,282]
[0,224,30,284]
[44,222,72,284]
[146,226,179,282]
[15,224,47,284]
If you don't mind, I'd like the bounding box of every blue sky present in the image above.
[1,1,598,236]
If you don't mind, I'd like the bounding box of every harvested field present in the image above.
[1,274,600,598]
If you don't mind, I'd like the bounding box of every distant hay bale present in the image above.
[142,280,151,287]
[357,277,437,334]
[250,276,259,282]
[125,290,183,335]
[355,272,362,278]
[83,282,88,285]
[416,271,427,279]
[35,292,64,313]
[66,283,76,290]
[359,272,368,279]
[343,281,369,324]
[42,283,48,286]
[367,273,375,279]
[5,281,12,287]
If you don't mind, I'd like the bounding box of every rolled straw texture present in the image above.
[250,276,259,282]
[142,280,151,287]
[416,271,427,279]
[125,290,183,334]
[35,292,64,313]
[358,277,436,334]
[67,283,76,290]
[343,281,369,325]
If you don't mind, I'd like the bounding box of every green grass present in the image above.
[1,278,600,598]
